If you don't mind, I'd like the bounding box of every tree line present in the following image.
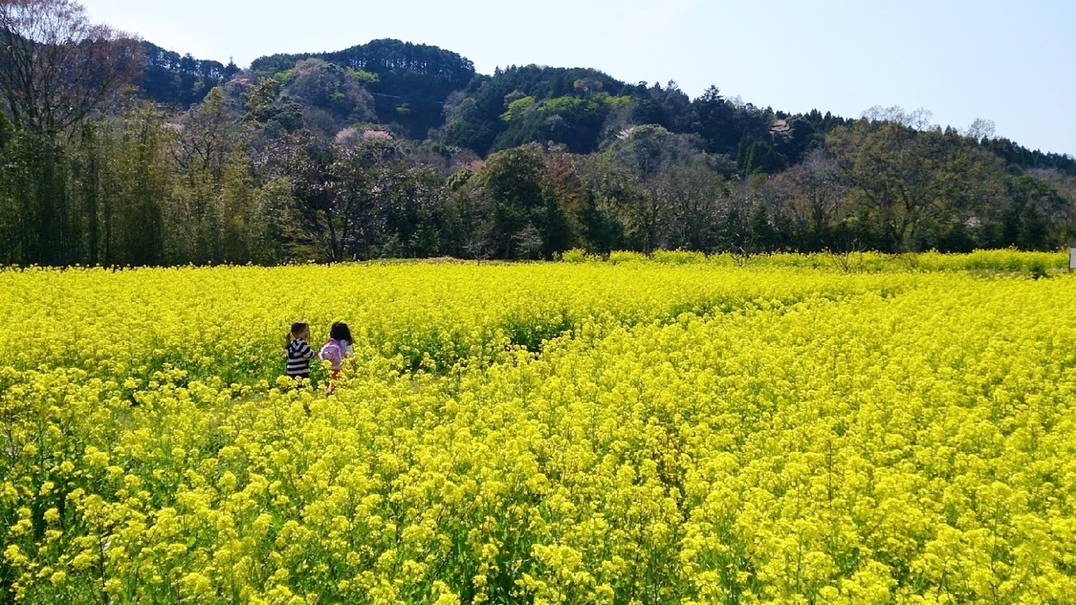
[2,0,1074,267]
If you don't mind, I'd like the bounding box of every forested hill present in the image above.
[140,42,241,107]
[139,38,1075,176]
[3,0,1076,268]
[248,40,476,140]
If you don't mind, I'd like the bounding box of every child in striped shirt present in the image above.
[285,321,316,381]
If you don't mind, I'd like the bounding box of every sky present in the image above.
[78,0,1076,157]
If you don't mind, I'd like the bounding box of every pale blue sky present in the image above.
[80,0,1075,157]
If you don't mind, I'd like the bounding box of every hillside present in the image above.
[1,2,1075,267]
[138,38,1076,176]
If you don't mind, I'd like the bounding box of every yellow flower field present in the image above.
[2,254,1075,603]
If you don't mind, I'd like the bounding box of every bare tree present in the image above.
[0,0,143,138]
[0,0,143,264]
[964,118,996,143]
[605,124,709,252]
[663,160,725,251]
[862,105,934,131]
[779,149,847,238]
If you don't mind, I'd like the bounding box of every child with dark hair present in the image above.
[285,321,316,381]
[320,321,354,394]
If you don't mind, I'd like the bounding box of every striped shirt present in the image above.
[285,338,315,377]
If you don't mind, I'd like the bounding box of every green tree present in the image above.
[571,155,635,253]
[997,174,1072,250]
[722,174,770,254]
[693,86,740,155]
[827,110,1007,251]
[94,104,171,265]
[663,161,725,251]
[441,168,492,259]
[737,139,787,175]
[282,58,376,136]
[288,138,341,260]
[479,143,547,258]
[605,125,718,252]
[168,87,257,263]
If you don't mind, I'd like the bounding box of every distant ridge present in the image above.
[134,37,1076,172]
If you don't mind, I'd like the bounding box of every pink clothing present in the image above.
[319,338,352,370]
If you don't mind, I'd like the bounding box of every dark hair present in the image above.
[288,321,309,343]
[329,321,353,343]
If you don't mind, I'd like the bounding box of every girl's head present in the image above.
[329,321,353,343]
[289,321,310,342]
